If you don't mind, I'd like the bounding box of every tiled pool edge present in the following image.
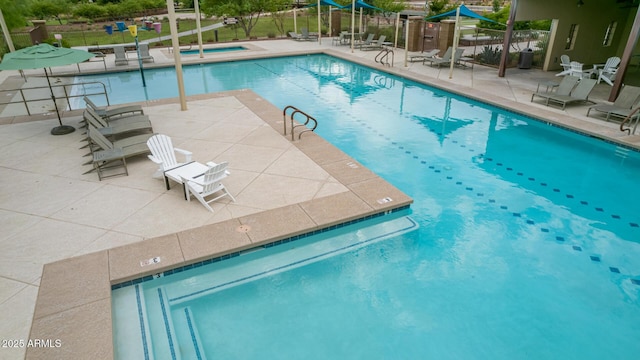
[26,90,413,359]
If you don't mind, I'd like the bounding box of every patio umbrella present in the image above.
[0,43,95,135]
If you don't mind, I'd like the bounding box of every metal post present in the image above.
[134,36,147,87]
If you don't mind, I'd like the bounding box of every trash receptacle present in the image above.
[518,48,534,69]
[105,25,113,35]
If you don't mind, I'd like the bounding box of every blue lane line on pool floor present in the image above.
[349,113,640,287]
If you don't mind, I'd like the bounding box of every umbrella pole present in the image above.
[46,68,75,135]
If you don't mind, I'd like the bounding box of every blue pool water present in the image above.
[93,55,640,359]
[179,46,246,55]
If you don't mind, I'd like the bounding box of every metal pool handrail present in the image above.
[620,106,640,135]
[283,105,317,140]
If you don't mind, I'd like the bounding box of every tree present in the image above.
[492,0,501,13]
[201,0,270,38]
[0,0,27,31]
[29,0,70,25]
[267,0,290,37]
[373,0,405,25]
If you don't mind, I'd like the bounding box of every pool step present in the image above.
[112,284,155,360]
[164,215,419,306]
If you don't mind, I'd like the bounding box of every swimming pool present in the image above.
[179,46,246,55]
[78,55,640,358]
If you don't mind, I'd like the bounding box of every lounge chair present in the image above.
[424,47,451,66]
[333,31,349,46]
[587,85,640,121]
[87,126,128,181]
[539,78,598,110]
[425,47,464,68]
[356,33,374,49]
[531,75,579,104]
[114,45,128,66]
[87,124,152,158]
[408,49,439,63]
[85,125,152,179]
[83,106,153,139]
[300,28,316,41]
[83,96,144,119]
[595,56,621,85]
[183,161,235,212]
[138,43,154,63]
[289,32,302,40]
[146,134,194,186]
[360,35,386,51]
[556,55,571,76]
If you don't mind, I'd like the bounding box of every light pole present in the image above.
[128,25,147,87]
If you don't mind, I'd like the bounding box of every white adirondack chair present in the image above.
[556,54,571,76]
[146,134,193,184]
[596,56,621,85]
[183,162,236,212]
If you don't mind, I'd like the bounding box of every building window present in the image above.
[603,21,617,47]
[566,24,579,50]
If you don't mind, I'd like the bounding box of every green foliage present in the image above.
[29,0,70,24]
[427,0,456,18]
[492,0,501,13]
[374,0,405,17]
[478,6,551,31]
[267,0,290,36]
[478,45,502,65]
[117,0,144,15]
[0,0,28,30]
[73,4,107,20]
[200,0,271,37]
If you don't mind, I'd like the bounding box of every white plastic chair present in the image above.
[556,55,571,76]
[146,134,192,183]
[183,162,236,212]
[569,61,590,79]
[596,56,621,86]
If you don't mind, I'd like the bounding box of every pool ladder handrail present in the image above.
[375,47,394,67]
[283,105,318,140]
[620,106,640,135]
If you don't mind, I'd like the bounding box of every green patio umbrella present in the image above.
[0,44,95,135]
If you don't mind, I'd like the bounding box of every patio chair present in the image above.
[531,75,579,104]
[146,134,194,185]
[587,85,640,121]
[424,47,454,67]
[138,43,155,63]
[540,78,598,110]
[556,54,571,76]
[114,45,128,66]
[356,33,374,49]
[83,106,153,139]
[300,28,316,41]
[183,161,236,212]
[569,61,592,79]
[409,49,439,63]
[85,125,152,179]
[332,31,347,46]
[83,96,144,119]
[289,32,302,40]
[360,35,386,51]
[595,56,621,86]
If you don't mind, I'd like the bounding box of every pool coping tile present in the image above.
[108,233,186,284]
[33,251,110,320]
[177,219,252,263]
[26,298,113,360]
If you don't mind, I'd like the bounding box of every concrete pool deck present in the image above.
[1,38,639,359]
